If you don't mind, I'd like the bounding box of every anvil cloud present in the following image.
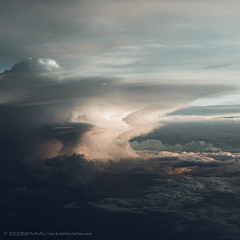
[0,58,231,160]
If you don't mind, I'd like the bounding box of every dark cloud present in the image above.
[1,145,240,239]
[97,186,239,238]
[45,154,100,188]
[205,63,234,69]
[0,104,92,157]
[89,172,240,239]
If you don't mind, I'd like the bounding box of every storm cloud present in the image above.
[0,58,232,161]
[2,1,240,239]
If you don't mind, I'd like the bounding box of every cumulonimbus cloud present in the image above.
[0,58,234,160]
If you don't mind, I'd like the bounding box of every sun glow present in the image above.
[69,104,174,160]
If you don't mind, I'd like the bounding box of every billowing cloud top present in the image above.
[2,58,60,74]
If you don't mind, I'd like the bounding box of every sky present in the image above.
[1,1,240,239]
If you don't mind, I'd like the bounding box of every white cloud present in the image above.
[130,139,216,152]
[3,58,60,74]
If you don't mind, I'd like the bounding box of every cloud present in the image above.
[63,202,83,209]
[89,176,240,238]
[2,0,240,87]
[168,105,240,116]
[205,63,234,69]
[2,58,60,74]
[130,139,217,152]
[2,2,240,239]
[45,154,100,188]
[2,141,239,193]
[0,58,233,160]
[2,145,240,239]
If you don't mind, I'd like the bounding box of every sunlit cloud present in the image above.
[0,58,233,160]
